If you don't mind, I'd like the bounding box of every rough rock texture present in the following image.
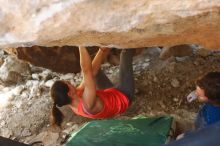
[5,46,121,73]
[0,0,220,49]
[159,44,195,60]
[0,56,30,85]
[5,46,81,73]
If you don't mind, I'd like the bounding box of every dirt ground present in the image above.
[0,47,220,145]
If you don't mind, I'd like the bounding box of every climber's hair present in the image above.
[196,72,220,103]
[50,80,72,127]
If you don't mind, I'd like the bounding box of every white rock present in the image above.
[44,80,55,88]
[14,101,22,108]
[63,124,79,134]
[0,56,30,75]
[108,70,113,74]
[29,86,40,98]
[133,65,137,70]
[26,80,40,87]
[176,57,187,62]
[27,101,32,106]
[158,101,166,109]
[171,78,180,88]
[2,87,11,92]
[42,70,52,75]
[135,71,141,75]
[32,73,40,80]
[40,70,53,80]
[173,98,179,102]
[0,71,22,85]
[0,120,6,126]
[20,92,29,99]
[11,86,25,96]
[60,73,74,80]
[70,79,75,85]
[102,63,111,68]
[142,63,150,68]
[135,89,139,94]
[145,58,150,62]
[1,129,12,138]
[0,56,30,84]
[21,129,32,137]
[153,76,158,82]
[66,122,74,126]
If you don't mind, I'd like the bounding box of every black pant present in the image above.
[95,49,135,102]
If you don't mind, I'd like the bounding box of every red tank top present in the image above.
[74,88,129,119]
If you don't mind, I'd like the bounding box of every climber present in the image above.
[50,46,135,127]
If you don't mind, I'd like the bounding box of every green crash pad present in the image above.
[67,116,173,146]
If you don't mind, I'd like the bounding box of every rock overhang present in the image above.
[0,0,219,50]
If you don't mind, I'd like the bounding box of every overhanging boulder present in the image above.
[0,0,219,50]
[4,46,100,73]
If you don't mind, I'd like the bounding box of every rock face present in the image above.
[5,46,121,73]
[159,44,195,60]
[0,56,30,85]
[0,0,220,50]
[5,46,81,73]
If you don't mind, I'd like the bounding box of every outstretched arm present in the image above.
[79,46,97,111]
[92,48,111,76]
[77,47,110,90]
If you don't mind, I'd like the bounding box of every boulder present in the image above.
[159,44,195,60]
[0,0,219,50]
[196,47,212,57]
[5,46,81,73]
[5,46,122,73]
[0,56,30,85]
